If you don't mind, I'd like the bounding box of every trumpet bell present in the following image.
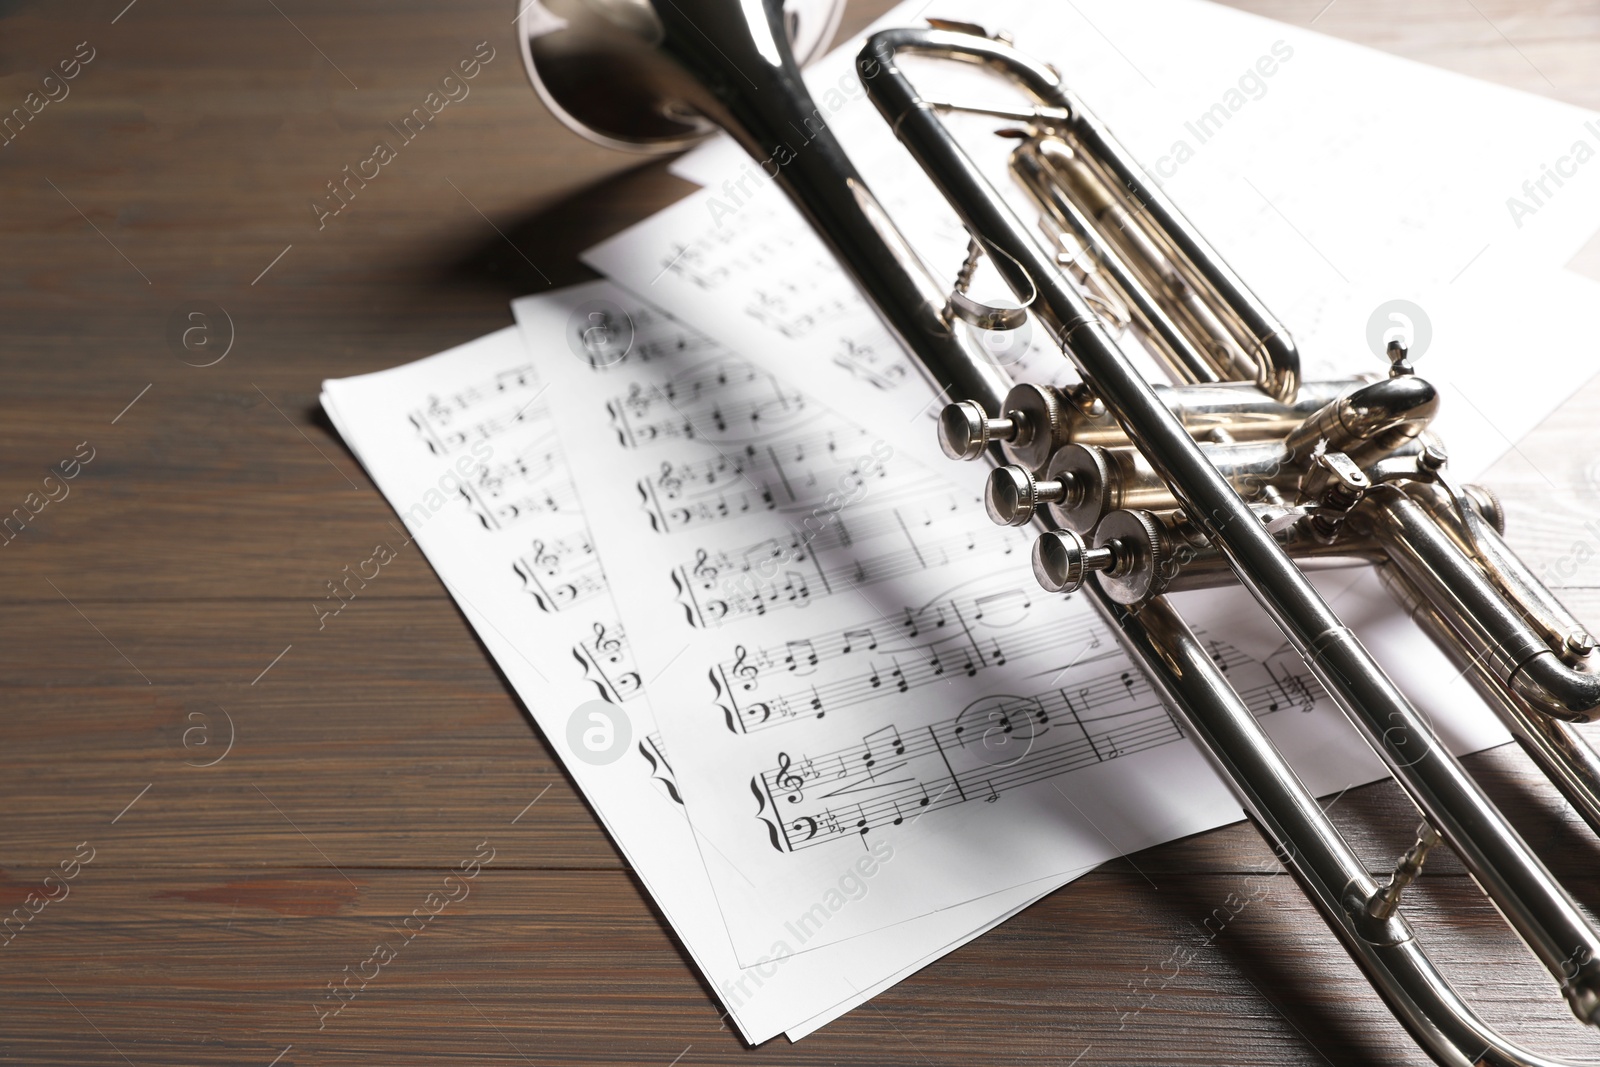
[516,0,845,153]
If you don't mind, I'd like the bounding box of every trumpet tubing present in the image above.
[519,3,1600,1061]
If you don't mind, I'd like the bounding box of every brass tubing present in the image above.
[1284,375,1440,470]
[1378,565,1600,838]
[1410,481,1596,657]
[1359,484,1600,722]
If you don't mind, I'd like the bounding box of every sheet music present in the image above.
[319,327,1065,1044]
[517,281,1512,964]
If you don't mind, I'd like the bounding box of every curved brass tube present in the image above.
[1357,483,1600,723]
[1284,375,1440,469]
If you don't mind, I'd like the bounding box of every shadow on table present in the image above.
[427,157,700,299]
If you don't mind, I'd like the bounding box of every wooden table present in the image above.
[5,1,1600,1063]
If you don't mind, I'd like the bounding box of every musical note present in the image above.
[841,628,876,654]
[784,639,818,674]
[515,544,605,614]
[859,725,907,780]
[972,588,1032,627]
[744,631,1310,851]
[490,284,1340,879]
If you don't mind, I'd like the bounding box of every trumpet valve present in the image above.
[1031,528,1117,594]
[936,384,1071,467]
[999,382,1067,468]
[985,465,1076,527]
[939,400,1019,460]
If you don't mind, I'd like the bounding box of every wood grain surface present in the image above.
[3,1,1600,1064]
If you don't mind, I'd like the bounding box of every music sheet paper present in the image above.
[319,327,1065,1044]
[514,281,1514,966]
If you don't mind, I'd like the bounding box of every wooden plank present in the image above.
[2,868,1598,1066]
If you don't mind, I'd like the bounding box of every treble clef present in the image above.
[531,538,560,572]
[691,547,718,583]
[730,644,759,691]
[593,621,623,658]
[657,460,684,497]
[775,752,805,803]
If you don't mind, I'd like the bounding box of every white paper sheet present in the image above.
[514,281,1515,967]
[319,327,1063,1043]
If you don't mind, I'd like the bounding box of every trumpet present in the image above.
[519,2,1600,1061]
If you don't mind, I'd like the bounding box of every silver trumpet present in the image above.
[519,2,1600,1060]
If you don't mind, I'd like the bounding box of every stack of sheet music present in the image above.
[322,0,1600,1042]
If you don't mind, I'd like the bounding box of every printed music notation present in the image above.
[670,500,1029,627]
[534,281,1339,938]
[397,361,593,535]
[638,731,682,804]
[407,364,544,456]
[709,586,1113,733]
[476,434,562,495]
[832,336,911,392]
[606,357,809,450]
[745,276,860,341]
[635,180,1073,395]
[636,425,933,534]
[512,533,605,614]
[573,620,642,703]
[459,437,579,533]
[656,207,908,362]
[751,639,1319,853]
[571,302,719,367]
[460,478,575,531]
